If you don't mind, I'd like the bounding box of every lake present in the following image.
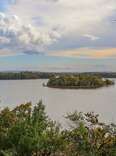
[0,79,116,126]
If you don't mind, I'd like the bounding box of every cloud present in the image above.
[83,34,99,41]
[0,36,10,44]
[49,48,116,58]
[0,48,17,57]
[6,0,116,54]
[0,0,115,58]
[0,12,60,56]
[8,0,116,34]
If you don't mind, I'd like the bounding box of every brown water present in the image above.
[0,79,116,125]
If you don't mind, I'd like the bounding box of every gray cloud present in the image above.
[1,0,116,58]
[45,0,59,2]
[8,0,116,46]
[0,12,60,56]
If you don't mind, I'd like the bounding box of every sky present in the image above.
[0,0,116,72]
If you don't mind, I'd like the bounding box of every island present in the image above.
[47,75,114,89]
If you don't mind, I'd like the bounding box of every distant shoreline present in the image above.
[0,71,116,80]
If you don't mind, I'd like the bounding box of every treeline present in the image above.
[0,72,116,80]
[0,101,116,156]
[0,72,54,80]
[47,75,114,89]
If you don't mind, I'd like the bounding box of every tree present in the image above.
[0,101,116,156]
[65,112,116,156]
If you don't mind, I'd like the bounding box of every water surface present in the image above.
[0,79,116,125]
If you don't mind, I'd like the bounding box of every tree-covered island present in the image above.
[47,75,114,89]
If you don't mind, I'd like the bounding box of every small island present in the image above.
[47,75,114,89]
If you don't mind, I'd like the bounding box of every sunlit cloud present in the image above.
[0,0,116,59]
[8,0,116,34]
[0,49,17,57]
[50,48,116,58]
[0,12,60,56]
[6,0,116,54]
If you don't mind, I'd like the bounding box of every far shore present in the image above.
[0,71,116,80]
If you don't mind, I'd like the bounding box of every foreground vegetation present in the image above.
[47,75,114,89]
[0,101,116,156]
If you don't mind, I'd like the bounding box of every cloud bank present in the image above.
[50,48,116,58]
[0,0,116,57]
[6,0,116,55]
[9,0,116,34]
[0,12,60,56]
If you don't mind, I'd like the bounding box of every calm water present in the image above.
[0,79,116,125]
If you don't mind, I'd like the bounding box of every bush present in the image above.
[0,102,116,156]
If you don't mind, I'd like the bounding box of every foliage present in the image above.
[64,112,116,156]
[47,75,114,89]
[0,101,116,156]
[0,72,55,80]
[0,72,116,80]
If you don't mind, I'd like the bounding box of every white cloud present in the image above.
[0,36,10,44]
[8,0,116,35]
[0,12,60,55]
[83,34,99,41]
[1,0,116,56]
